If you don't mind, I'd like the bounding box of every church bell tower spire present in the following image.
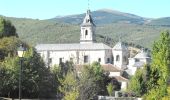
[80,9,96,44]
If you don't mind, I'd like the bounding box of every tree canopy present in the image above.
[0,17,18,38]
[128,31,170,100]
[145,31,170,99]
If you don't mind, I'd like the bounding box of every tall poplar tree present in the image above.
[146,31,170,99]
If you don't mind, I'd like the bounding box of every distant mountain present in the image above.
[147,17,170,26]
[1,9,170,49]
[49,9,147,25]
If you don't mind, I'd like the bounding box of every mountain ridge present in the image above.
[49,9,147,25]
[1,9,170,49]
[49,9,170,26]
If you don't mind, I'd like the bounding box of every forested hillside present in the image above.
[49,9,146,25]
[1,9,170,49]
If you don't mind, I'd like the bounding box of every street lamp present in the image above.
[17,44,26,100]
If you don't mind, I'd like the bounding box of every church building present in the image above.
[35,10,151,89]
[36,10,115,67]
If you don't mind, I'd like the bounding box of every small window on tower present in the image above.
[85,30,88,36]
[86,19,90,23]
[59,58,62,63]
[84,56,88,63]
[70,58,73,62]
[107,58,110,63]
[49,58,52,65]
[98,58,101,62]
[88,19,90,22]
[116,55,120,61]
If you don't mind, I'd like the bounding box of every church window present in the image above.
[84,55,88,63]
[98,58,101,62]
[59,58,62,63]
[107,58,110,63]
[88,19,90,22]
[85,30,88,36]
[116,55,120,61]
[135,58,139,62]
[70,58,73,62]
[48,58,52,65]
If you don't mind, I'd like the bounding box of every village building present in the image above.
[35,10,151,90]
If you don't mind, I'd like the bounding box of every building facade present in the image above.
[35,10,150,76]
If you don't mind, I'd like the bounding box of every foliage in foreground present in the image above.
[128,65,150,97]
[0,47,57,98]
[0,17,18,38]
[107,83,114,96]
[145,31,170,100]
[51,62,112,100]
[128,31,170,100]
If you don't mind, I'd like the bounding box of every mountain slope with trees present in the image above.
[49,9,146,25]
[1,9,170,49]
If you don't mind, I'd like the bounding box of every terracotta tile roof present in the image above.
[102,64,122,72]
[74,64,122,72]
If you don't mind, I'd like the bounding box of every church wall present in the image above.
[38,50,111,66]
[113,50,123,68]
[113,50,129,69]
[79,50,105,64]
[139,58,148,64]
[105,49,113,64]
[49,51,77,66]
[80,27,93,41]
[109,72,121,77]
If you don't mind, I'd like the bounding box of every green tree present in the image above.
[0,37,21,60]
[50,61,77,99]
[107,83,114,96]
[145,31,170,100]
[78,62,109,100]
[0,17,18,38]
[0,47,56,98]
[128,68,144,97]
[59,72,79,100]
[128,64,151,97]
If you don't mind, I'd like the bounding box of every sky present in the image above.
[0,0,170,19]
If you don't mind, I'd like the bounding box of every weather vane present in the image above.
[88,0,90,10]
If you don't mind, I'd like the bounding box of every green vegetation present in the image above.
[1,10,170,49]
[0,17,56,98]
[145,31,170,100]
[148,17,170,26]
[107,83,114,96]
[128,31,170,100]
[10,17,170,49]
[0,17,18,38]
[49,9,145,25]
[78,62,109,99]
[50,62,112,100]
[1,10,170,99]
[128,65,150,97]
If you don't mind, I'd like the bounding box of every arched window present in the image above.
[116,55,120,61]
[85,30,88,36]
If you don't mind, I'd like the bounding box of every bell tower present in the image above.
[80,10,96,44]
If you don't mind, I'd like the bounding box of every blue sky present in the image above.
[0,0,169,19]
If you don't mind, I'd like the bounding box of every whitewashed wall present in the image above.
[109,72,121,77]
[38,49,113,67]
